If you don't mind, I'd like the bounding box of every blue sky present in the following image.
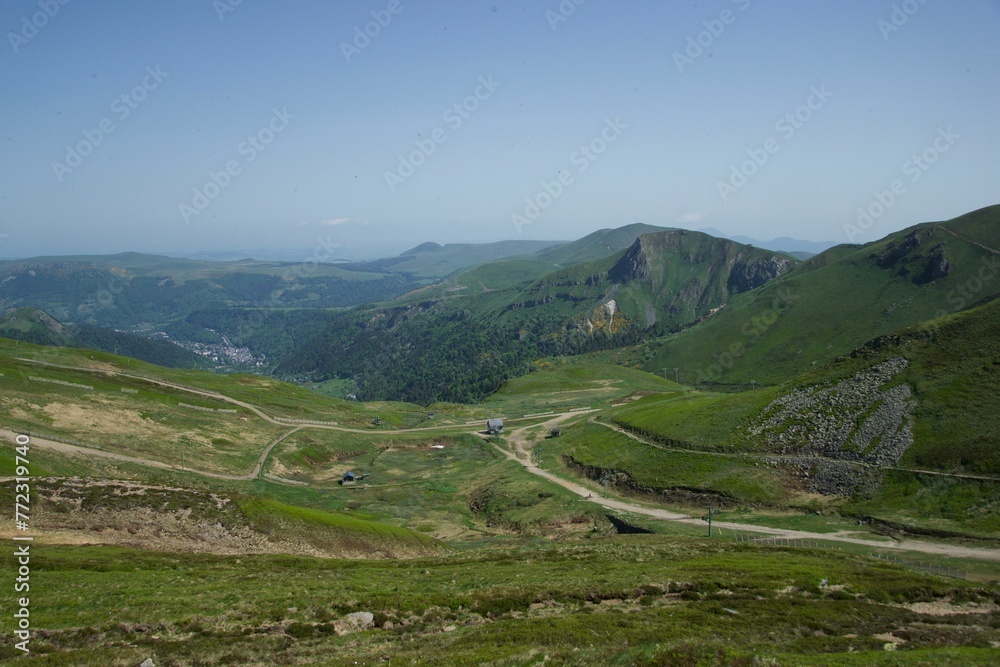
[1,0,998,259]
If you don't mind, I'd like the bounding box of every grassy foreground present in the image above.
[1,538,998,666]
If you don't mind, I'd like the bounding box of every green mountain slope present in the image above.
[278,230,795,403]
[333,239,563,281]
[502,229,796,332]
[634,205,1000,387]
[598,298,1000,534]
[535,222,673,267]
[410,223,674,297]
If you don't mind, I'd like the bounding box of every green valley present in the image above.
[2,208,999,666]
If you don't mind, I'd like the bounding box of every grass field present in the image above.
[540,420,798,508]
[265,428,604,541]
[0,354,287,474]
[1,538,997,665]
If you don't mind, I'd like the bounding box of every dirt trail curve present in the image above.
[11,357,537,436]
[3,358,578,483]
[500,420,1000,562]
[2,427,304,482]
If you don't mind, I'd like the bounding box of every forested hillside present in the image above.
[278,230,795,403]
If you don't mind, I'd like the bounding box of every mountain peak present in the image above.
[401,242,442,255]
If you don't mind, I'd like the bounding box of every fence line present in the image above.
[273,417,337,426]
[178,402,237,414]
[29,376,93,390]
[734,534,823,550]
[870,552,969,580]
[734,533,969,580]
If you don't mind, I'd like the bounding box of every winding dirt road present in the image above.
[7,357,1000,562]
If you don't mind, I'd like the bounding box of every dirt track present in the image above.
[7,358,1000,562]
[1,427,304,482]
[500,419,1000,563]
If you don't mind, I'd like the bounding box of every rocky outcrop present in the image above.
[749,358,916,467]
[727,256,792,293]
[871,230,950,285]
[609,231,792,291]
[605,231,794,327]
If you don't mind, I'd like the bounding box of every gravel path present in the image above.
[500,420,1000,562]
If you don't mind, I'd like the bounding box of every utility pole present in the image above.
[707,506,714,537]
[751,380,756,390]
[661,368,668,380]
[674,368,679,384]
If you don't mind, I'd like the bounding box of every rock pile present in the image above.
[749,358,915,467]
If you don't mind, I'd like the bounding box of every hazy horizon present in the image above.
[2,0,998,258]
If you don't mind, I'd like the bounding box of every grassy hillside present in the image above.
[265,429,603,541]
[0,350,288,475]
[535,222,672,266]
[0,478,443,559]
[504,229,796,330]
[634,205,1000,387]
[360,239,564,279]
[481,356,681,414]
[409,224,674,298]
[0,306,209,369]
[615,297,1000,474]
[598,298,1000,535]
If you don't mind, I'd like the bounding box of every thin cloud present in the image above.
[319,217,350,227]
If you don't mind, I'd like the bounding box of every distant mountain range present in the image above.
[698,227,837,258]
[2,205,998,405]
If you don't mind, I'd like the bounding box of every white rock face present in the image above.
[604,299,618,327]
